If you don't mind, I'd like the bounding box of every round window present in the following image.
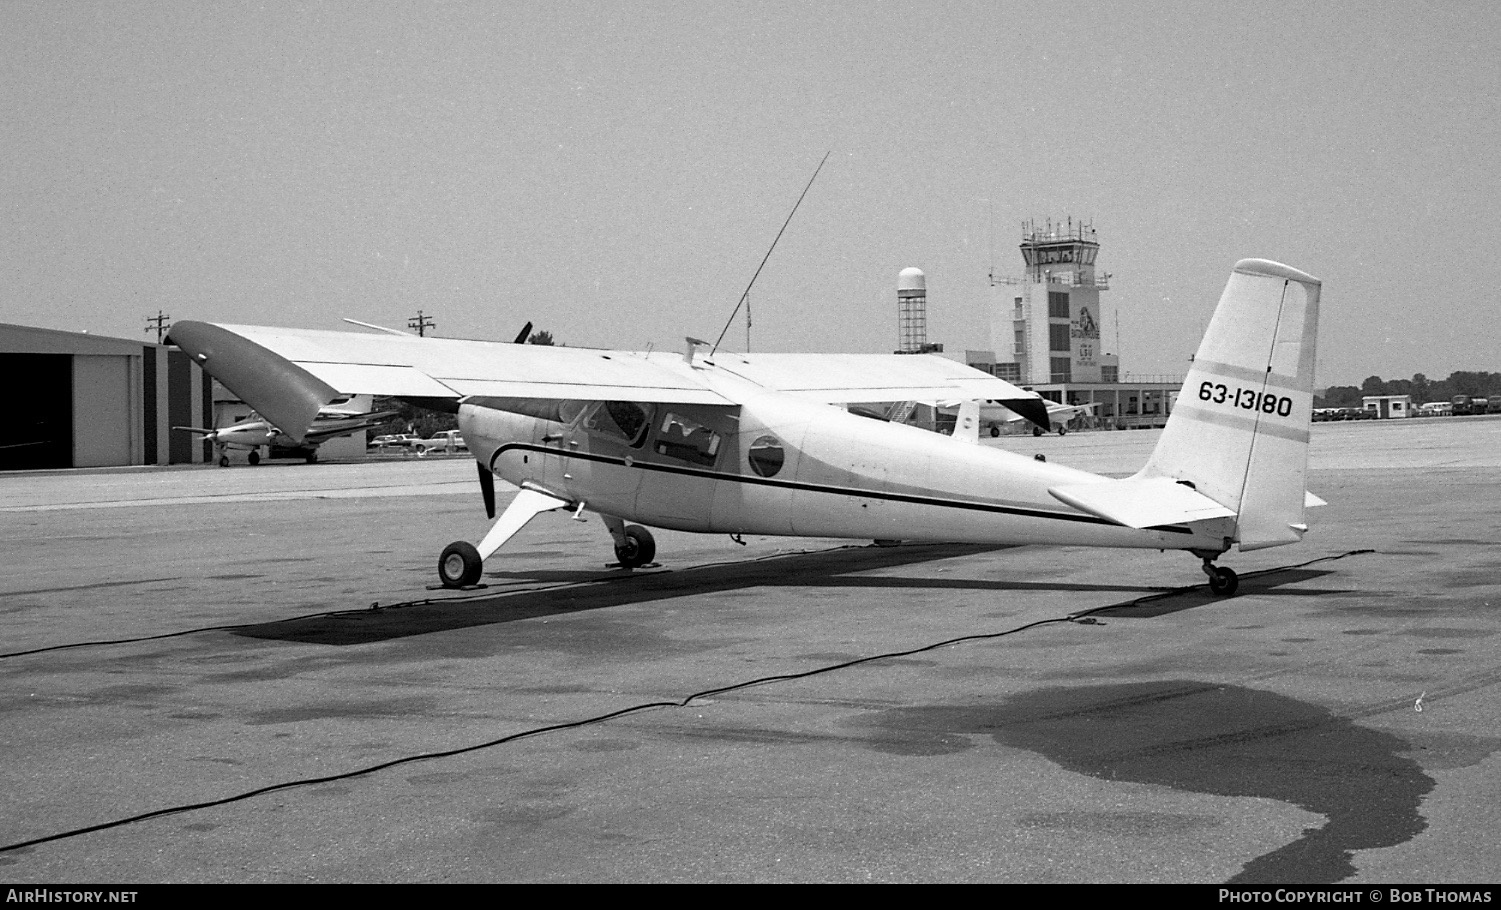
[748,435,785,477]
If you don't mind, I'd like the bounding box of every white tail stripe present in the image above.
[1192,359,1303,390]
[1171,403,1311,443]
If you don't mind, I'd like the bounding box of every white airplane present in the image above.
[175,402,398,466]
[168,258,1321,596]
[936,398,1098,438]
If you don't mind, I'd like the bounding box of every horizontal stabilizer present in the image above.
[1050,478,1237,530]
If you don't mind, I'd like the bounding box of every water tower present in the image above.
[897,267,941,354]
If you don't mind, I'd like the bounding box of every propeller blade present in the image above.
[477,462,496,519]
[512,321,533,345]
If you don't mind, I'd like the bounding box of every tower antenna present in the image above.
[711,151,830,355]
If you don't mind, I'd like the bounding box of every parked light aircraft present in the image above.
[167,259,1320,596]
[175,403,397,466]
[941,399,1099,437]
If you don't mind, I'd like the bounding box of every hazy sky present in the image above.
[3,1,1497,386]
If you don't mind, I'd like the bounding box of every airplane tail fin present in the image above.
[952,399,981,444]
[1138,259,1321,551]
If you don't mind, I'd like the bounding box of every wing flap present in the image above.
[305,363,459,398]
[699,351,1049,429]
[707,352,1036,400]
[444,378,728,404]
[1050,477,1238,529]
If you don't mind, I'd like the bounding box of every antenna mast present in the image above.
[710,151,830,355]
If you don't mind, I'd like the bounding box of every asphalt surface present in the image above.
[1,418,1498,883]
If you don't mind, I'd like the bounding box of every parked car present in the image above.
[415,430,467,456]
[369,433,423,452]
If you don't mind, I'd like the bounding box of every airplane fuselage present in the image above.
[460,367,1233,553]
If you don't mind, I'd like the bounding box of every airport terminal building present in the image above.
[0,323,213,470]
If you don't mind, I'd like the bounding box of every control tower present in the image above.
[990,217,1113,385]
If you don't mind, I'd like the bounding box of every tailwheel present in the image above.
[614,525,656,569]
[439,541,484,588]
[1205,564,1239,596]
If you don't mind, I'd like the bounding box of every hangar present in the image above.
[0,323,212,470]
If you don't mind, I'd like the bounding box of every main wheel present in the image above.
[1032,426,1044,437]
[1208,566,1239,596]
[305,451,318,464]
[248,450,260,466]
[1057,425,1068,436]
[989,426,1000,438]
[614,525,656,569]
[218,455,229,468]
[439,541,484,588]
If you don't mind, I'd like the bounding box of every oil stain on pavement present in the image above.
[865,680,1435,883]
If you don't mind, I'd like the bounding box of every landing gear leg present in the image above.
[437,486,571,588]
[1199,555,1239,596]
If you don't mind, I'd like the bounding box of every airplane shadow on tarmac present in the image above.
[1092,567,1348,619]
[235,545,1346,647]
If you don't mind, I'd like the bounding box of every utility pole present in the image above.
[407,310,435,337]
[144,310,171,344]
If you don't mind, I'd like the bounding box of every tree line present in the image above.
[1317,371,1501,408]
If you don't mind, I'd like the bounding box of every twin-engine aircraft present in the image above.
[168,258,1321,596]
[175,403,397,466]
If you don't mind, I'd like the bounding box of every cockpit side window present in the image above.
[583,400,653,448]
[654,411,723,466]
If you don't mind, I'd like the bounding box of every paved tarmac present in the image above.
[1,418,1498,883]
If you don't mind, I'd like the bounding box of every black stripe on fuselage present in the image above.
[489,443,1195,534]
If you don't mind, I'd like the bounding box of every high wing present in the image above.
[166,322,1047,443]
[166,322,734,443]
